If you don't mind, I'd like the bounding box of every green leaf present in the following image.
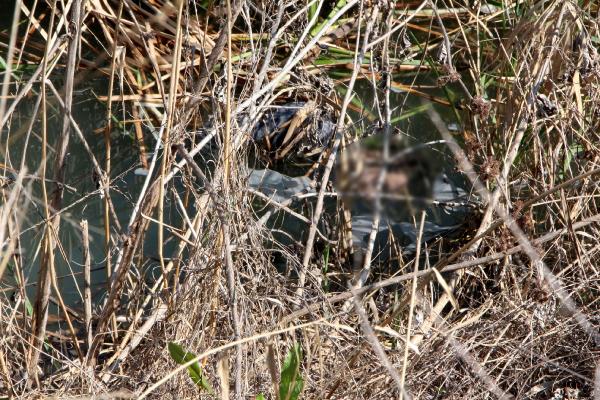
[24,296,33,316]
[561,143,583,179]
[307,0,318,22]
[390,104,431,124]
[256,394,266,400]
[168,342,214,394]
[310,0,348,38]
[279,343,304,400]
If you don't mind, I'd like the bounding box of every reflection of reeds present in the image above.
[1,0,599,398]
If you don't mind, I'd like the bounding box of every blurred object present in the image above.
[248,159,480,263]
[351,171,481,261]
[334,136,481,264]
[336,135,435,212]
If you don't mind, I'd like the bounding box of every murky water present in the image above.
[1,76,154,308]
[251,79,473,269]
[1,4,471,311]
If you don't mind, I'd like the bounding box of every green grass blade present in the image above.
[279,343,304,400]
[168,342,215,394]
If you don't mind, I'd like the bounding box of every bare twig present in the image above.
[296,1,374,299]
[81,220,93,353]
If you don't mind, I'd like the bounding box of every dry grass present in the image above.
[0,0,599,399]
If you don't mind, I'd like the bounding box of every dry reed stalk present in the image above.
[223,0,243,395]
[45,81,122,229]
[0,1,22,136]
[81,220,92,353]
[102,2,122,338]
[0,346,12,397]
[189,0,245,106]
[138,319,325,399]
[352,295,410,398]
[399,211,425,399]
[157,0,184,300]
[41,0,87,365]
[0,36,68,131]
[418,107,600,396]
[87,182,161,366]
[404,1,563,348]
[28,0,60,382]
[347,4,394,297]
[296,0,366,299]
[282,209,600,325]
[1,0,599,398]
[99,209,197,379]
[237,1,360,113]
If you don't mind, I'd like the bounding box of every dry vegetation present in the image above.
[0,0,599,398]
